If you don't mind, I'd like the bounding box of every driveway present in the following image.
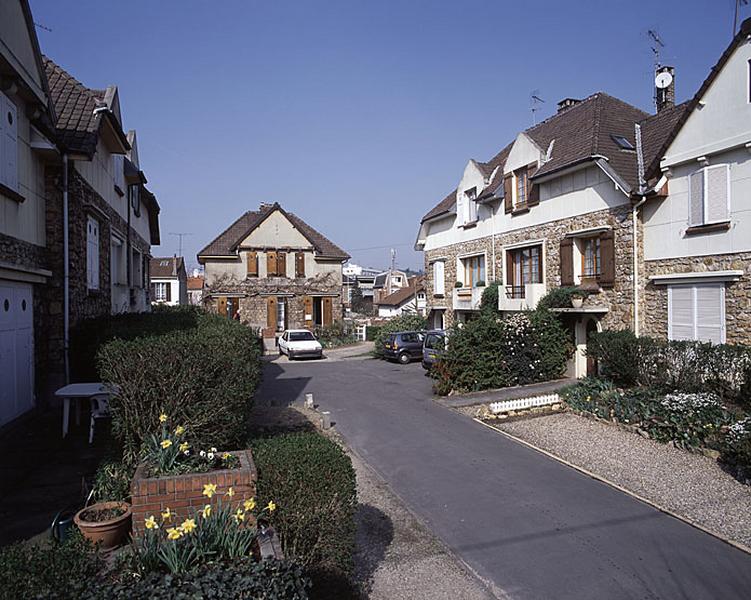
[257,358,751,600]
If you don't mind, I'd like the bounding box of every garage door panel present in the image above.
[0,280,34,427]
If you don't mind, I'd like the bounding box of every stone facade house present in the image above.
[187,274,204,306]
[198,203,349,338]
[150,256,188,306]
[415,17,751,378]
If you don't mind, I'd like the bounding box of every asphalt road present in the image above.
[257,357,751,600]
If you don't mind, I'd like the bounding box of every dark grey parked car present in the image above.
[382,331,425,364]
[422,330,446,370]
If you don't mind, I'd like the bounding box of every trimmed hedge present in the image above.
[365,325,381,342]
[70,305,201,382]
[372,314,428,357]
[587,330,751,404]
[98,314,262,464]
[251,432,357,584]
[432,310,572,395]
[536,286,589,310]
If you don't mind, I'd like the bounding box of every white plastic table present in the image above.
[55,383,114,438]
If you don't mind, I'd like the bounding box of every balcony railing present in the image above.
[499,283,546,311]
[453,286,484,311]
[505,285,526,299]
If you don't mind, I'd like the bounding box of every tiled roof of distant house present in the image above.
[187,276,204,291]
[150,257,184,278]
[378,279,425,307]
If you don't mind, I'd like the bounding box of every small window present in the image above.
[154,282,169,302]
[611,134,635,151]
[513,169,528,208]
[689,165,730,227]
[461,255,485,288]
[668,283,725,344]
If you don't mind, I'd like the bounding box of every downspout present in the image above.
[62,154,70,384]
[490,202,496,282]
[633,124,648,337]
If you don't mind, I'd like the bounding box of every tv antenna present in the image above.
[169,232,193,258]
[530,90,545,125]
[34,22,52,33]
[389,248,396,272]
[647,29,665,70]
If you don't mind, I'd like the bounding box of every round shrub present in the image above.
[536,286,589,310]
[480,282,501,315]
[722,417,751,482]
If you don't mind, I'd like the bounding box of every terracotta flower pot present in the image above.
[74,501,132,548]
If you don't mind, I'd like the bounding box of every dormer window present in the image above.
[514,168,528,208]
[462,187,478,224]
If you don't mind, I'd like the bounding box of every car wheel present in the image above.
[398,352,411,365]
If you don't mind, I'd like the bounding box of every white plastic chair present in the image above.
[89,394,112,444]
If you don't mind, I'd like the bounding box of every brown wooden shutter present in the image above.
[246,251,258,277]
[266,251,277,276]
[322,297,333,326]
[277,251,287,278]
[295,252,305,278]
[266,297,277,328]
[560,238,574,286]
[166,283,172,302]
[503,175,513,213]
[217,296,227,317]
[505,250,514,287]
[303,295,313,329]
[527,164,539,206]
[599,230,615,288]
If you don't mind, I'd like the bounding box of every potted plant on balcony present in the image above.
[570,292,585,309]
[476,280,486,287]
[454,281,463,289]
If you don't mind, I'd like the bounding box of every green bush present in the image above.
[372,314,427,357]
[251,432,357,583]
[365,325,381,341]
[0,532,103,600]
[92,458,134,502]
[587,330,751,401]
[480,282,501,315]
[722,417,751,482]
[98,314,262,464]
[81,559,311,600]
[314,322,358,348]
[537,286,589,310]
[70,305,202,382]
[432,310,572,395]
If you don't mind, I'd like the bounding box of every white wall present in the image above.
[151,278,183,306]
[503,133,541,174]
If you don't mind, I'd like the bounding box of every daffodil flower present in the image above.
[160,439,172,449]
[243,498,256,511]
[159,413,168,423]
[226,487,235,498]
[233,509,245,522]
[267,501,277,512]
[144,515,158,530]
[166,527,182,540]
[201,504,212,519]
[222,452,231,460]
[180,518,197,534]
[179,442,189,452]
[202,483,218,498]
[175,425,185,435]
[161,507,173,522]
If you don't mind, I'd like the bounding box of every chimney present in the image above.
[259,202,274,211]
[557,98,581,113]
[172,254,177,277]
[655,66,675,112]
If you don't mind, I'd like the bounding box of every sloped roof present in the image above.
[378,281,425,307]
[43,56,129,156]
[421,92,648,222]
[150,257,184,278]
[639,101,691,184]
[187,276,204,291]
[197,203,349,261]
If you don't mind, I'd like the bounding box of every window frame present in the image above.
[153,282,169,302]
[580,236,602,279]
[461,254,486,289]
[513,168,528,208]
[507,244,543,298]
[667,282,726,344]
[688,164,731,227]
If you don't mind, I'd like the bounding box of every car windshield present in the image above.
[289,332,316,342]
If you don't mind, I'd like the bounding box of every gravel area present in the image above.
[491,412,751,550]
[351,449,496,600]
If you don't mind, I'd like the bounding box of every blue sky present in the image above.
[30,0,749,271]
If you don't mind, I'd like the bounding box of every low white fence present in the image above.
[489,393,560,414]
[355,324,367,341]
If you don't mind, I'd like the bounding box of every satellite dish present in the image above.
[655,71,673,89]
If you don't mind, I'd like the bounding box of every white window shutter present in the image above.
[0,94,4,187]
[695,284,725,344]
[87,217,99,289]
[1,93,18,191]
[688,170,704,227]
[705,165,729,223]
[668,285,695,340]
[456,195,465,225]
[434,261,445,296]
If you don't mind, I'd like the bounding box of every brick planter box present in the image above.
[131,449,257,537]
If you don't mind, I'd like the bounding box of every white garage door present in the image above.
[0,281,34,427]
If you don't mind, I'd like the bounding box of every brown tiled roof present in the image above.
[378,281,424,307]
[639,101,691,185]
[187,276,204,291]
[643,17,751,182]
[421,92,648,221]
[197,203,349,261]
[43,56,128,156]
[150,257,184,278]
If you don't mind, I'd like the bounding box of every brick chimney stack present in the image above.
[557,98,581,114]
[655,66,675,112]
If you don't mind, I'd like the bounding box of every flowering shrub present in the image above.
[649,393,731,448]
[142,414,240,477]
[721,417,751,481]
[132,483,277,575]
[432,310,571,395]
[313,321,358,348]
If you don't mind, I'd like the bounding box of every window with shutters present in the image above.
[580,237,601,279]
[86,216,100,290]
[506,245,542,298]
[0,91,18,193]
[513,168,528,208]
[433,260,445,297]
[688,165,730,228]
[668,283,725,344]
[460,255,485,289]
[153,282,169,302]
[564,230,614,288]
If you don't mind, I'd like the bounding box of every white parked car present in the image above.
[278,329,323,360]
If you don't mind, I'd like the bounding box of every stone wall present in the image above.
[423,206,637,330]
[642,252,751,344]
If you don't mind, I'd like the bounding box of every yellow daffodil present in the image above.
[161,507,173,522]
[201,504,212,519]
[243,498,256,511]
[144,515,158,530]
[267,501,277,512]
[179,442,189,452]
[226,486,235,498]
[175,425,185,435]
[233,509,245,522]
[202,483,218,498]
[222,452,231,460]
[180,518,197,534]
[159,413,168,423]
[160,439,172,449]
[166,527,182,540]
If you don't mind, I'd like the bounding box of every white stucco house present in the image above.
[150,256,188,306]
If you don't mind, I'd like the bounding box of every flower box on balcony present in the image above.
[130,449,257,538]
